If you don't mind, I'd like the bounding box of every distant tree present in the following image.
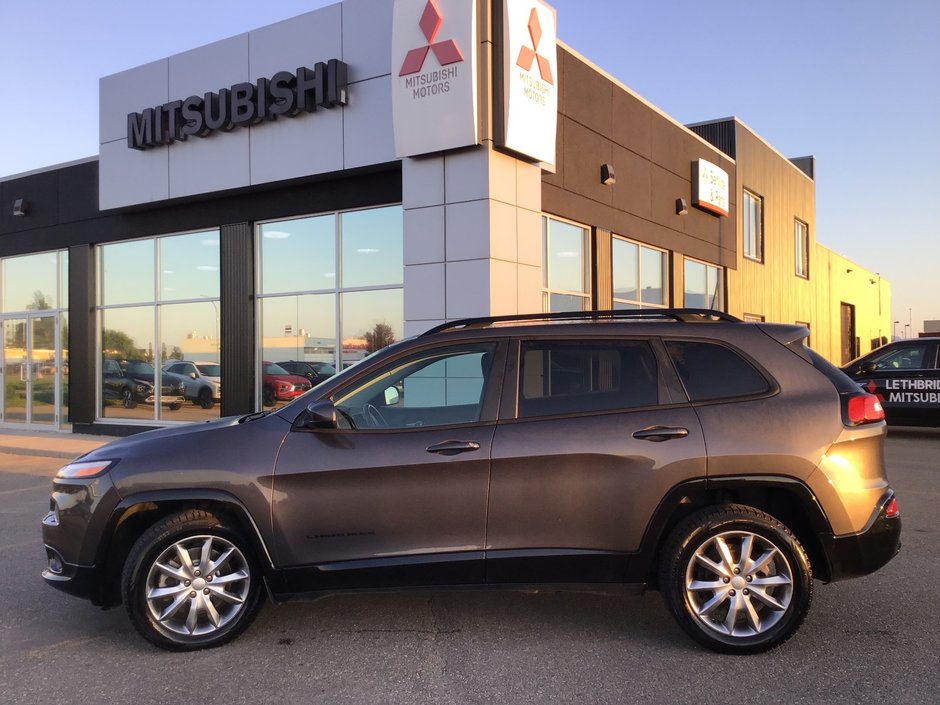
[170,346,183,361]
[364,322,396,353]
[27,290,52,311]
[102,329,140,360]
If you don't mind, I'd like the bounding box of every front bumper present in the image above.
[826,492,901,581]
[41,544,103,603]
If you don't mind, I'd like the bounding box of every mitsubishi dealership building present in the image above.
[0,0,889,434]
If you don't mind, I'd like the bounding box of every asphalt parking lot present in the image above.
[0,431,936,705]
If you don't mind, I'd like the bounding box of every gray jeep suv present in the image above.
[41,310,900,653]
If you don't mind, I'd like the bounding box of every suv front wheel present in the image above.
[121,509,264,651]
[659,504,813,654]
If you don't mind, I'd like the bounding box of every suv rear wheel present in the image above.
[659,504,812,654]
[121,510,264,651]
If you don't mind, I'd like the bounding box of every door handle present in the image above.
[632,426,689,442]
[426,440,481,456]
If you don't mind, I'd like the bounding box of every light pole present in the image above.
[893,321,900,339]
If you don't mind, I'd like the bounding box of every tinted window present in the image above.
[519,341,660,418]
[666,341,770,401]
[334,344,497,429]
[869,344,933,371]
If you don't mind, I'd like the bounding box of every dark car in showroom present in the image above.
[44,310,899,654]
[276,360,337,387]
[842,337,939,426]
[102,359,187,410]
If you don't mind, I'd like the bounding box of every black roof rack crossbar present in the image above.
[421,308,740,336]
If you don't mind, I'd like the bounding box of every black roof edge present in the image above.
[421,308,741,336]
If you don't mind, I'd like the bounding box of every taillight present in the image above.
[884,497,899,519]
[844,392,885,426]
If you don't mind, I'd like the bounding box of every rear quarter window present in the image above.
[519,340,661,418]
[665,340,771,401]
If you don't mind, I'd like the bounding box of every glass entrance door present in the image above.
[1,313,60,428]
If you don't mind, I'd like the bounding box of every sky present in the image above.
[1,0,937,334]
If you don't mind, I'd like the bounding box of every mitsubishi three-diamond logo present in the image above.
[516,7,553,84]
[399,0,464,76]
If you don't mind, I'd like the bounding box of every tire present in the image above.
[198,388,214,409]
[262,387,275,407]
[658,504,813,654]
[121,509,264,651]
[121,388,137,409]
[168,402,182,411]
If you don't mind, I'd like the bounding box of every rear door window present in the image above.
[665,340,771,401]
[519,340,661,418]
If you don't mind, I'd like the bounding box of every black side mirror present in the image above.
[861,362,878,375]
[304,399,337,429]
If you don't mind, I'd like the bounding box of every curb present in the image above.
[0,445,89,460]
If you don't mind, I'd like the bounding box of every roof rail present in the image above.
[421,308,740,336]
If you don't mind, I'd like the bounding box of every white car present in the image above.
[163,360,221,409]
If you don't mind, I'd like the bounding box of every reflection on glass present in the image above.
[101,307,156,420]
[547,219,589,294]
[341,290,404,367]
[61,313,69,427]
[29,316,56,425]
[341,207,403,288]
[260,216,335,294]
[60,251,69,309]
[3,319,27,423]
[2,253,59,313]
[684,260,723,310]
[101,240,155,305]
[641,246,665,305]
[548,293,590,313]
[158,302,221,421]
[684,260,707,309]
[159,231,220,301]
[261,294,336,364]
[612,239,638,302]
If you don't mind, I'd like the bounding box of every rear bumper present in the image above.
[826,493,901,581]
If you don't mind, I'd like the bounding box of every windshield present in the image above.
[274,337,416,419]
[195,363,221,376]
[125,361,155,376]
[263,363,290,376]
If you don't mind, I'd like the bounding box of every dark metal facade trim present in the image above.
[687,121,737,159]
[220,222,255,417]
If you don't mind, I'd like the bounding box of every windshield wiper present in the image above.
[238,410,269,424]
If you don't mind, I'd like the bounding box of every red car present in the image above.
[261,361,312,406]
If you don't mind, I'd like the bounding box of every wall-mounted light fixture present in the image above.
[845,268,854,274]
[675,198,688,216]
[12,198,28,217]
[600,163,616,186]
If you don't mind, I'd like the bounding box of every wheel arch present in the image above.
[95,489,274,608]
[633,477,834,587]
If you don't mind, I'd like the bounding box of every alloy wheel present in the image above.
[684,530,794,637]
[144,535,251,637]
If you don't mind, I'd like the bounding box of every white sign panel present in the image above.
[500,0,558,165]
[692,159,729,217]
[392,0,478,157]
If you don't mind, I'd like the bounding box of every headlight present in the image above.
[56,460,115,480]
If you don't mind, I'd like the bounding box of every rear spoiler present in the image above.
[757,323,811,362]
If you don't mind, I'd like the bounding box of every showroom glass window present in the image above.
[0,251,69,428]
[743,189,763,262]
[97,231,221,423]
[794,219,809,278]
[683,258,724,310]
[612,236,668,309]
[257,205,403,411]
[542,215,591,312]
